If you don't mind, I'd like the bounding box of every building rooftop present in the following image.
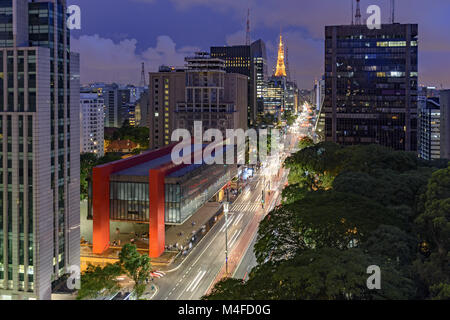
[111,143,233,178]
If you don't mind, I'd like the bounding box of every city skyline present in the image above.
[69,0,450,89]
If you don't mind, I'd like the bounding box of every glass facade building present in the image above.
[418,97,440,160]
[0,0,80,300]
[210,44,257,126]
[97,163,235,225]
[90,143,237,257]
[324,24,418,151]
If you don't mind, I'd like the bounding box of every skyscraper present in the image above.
[324,24,418,151]
[250,40,268,115]
[210,44,256,126]
[80,93,105,157]
[440,90,450,159]
[148,66,186,150]
[418,96,440,160]
[176,52,248,136]
[0,0,80,300]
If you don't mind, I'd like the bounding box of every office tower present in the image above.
[86,83,120,128]
[440,90,450,159]
[315,77,326,140]
[263,34,291,118]
[285,81,299,113]
[80,93,105,157]
[148,66,186,150]
[251,40,268,115]
[418,97,440,160]
[0,0,80,300]
[176,52,248,137]
[118,87,132,126]
[419,86,440,99]
[324,24,418,151]
[135,90,149,127]
[210,44,256,126]
[264,76,286,115]
[102,84,120,128]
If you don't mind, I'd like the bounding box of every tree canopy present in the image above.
[206,142,449,300]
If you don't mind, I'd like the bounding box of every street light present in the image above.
[224,191,229,275]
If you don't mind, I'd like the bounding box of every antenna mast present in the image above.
[140,62,146,87]
[351,0,354,25]
[355,0,362,25]
[391,0,395,24]
[246,8,251,45]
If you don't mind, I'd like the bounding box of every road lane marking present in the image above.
[185,270,205,293]
[220,215,235,232]
[233,213,243,226]
[228,229,242,248]
[189,270,207,293]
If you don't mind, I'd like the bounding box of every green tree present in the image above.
[282,110,297,126]
[77,263,122,300]
[80,153,122,200]
[80,153,98,201]
[298,136,314,150]
[255,191,400,264]
[201,278,246,300]
[360,225,417,266]
[119,244,153,299]
[416,167,450,258]
[204,248,416,300]
[414,167,450,297]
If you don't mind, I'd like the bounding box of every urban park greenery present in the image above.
[77,244,152,300]
[204,142,450,300]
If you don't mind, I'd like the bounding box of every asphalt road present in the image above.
[152,172,268,300]
[151,123,301,301]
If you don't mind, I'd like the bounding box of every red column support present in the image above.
[92,166,111,254]
[148,169,166,258]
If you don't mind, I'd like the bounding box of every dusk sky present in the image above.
[69,0,450,89]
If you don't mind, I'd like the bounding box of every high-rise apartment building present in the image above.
[175,53,248,137]
[135,90,149,127]
[418,97,440,160]
[148,57,248,150]
[80,93,105,157]
[0,0,80,300]
[148,66,186,150]
[440,90,450,159]
[324,24,418,151]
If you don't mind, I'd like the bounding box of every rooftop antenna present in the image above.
[355,0,362,25]
[140,62,146,87]
[351,0,354,25]
[246,8,251,45]
[391,0,395,24]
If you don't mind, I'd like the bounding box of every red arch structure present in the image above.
[92,141,200,257]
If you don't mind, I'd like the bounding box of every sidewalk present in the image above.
[141,283,158,300]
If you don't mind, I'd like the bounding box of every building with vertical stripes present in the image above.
[0,0,80,300]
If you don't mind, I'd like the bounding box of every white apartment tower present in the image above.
[80,93,105,157]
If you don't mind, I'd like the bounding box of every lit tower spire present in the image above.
[274,34,287,77]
